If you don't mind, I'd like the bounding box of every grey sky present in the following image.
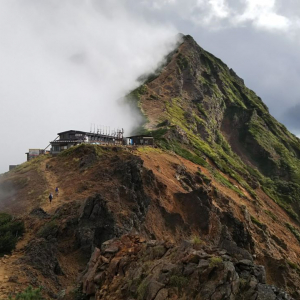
[0,0,300,173]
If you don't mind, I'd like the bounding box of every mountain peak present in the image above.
[131,34,300,222]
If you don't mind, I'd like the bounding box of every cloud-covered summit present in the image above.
[129,0,300,136]
[0,0,178,173]
[1,0,300,173]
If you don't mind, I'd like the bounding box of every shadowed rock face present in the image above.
[175,187,212,234]
[77,194,116,251]
[221,211,254,251]
[114,156,152,220]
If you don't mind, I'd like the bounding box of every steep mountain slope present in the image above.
[0,144,299,299]
[132,34,300,222]
[1,35,300,300]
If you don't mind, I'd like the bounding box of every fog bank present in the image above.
[0,0,178,173]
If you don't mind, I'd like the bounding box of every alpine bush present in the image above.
[0,213,24,255]
[8,286,43,300]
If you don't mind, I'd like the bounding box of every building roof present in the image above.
[57,130,88,135]
[51,140,84,143]
[126,135,154,139]
[51,137,117,143]
[57,130,119,138]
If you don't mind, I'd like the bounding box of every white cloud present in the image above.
[2,0,300,173]
[235,0,291,31]
[139,0,297,32]
[0,0,178,173]
[208,0,230,19]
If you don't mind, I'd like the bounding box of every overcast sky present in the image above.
[0,0,300,173]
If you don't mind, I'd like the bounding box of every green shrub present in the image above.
[137,279,148,300]
[287,260,300,272]
[190,235,203,245]
[9,286,43,300]
[71,286,88,300]
[285,223,300,243]
[250,216,265,229]
[209,256,223,268]
[169,275,188,289]
[0,213,24,256]
[264,210,278,221]
[210,168,245,197]
[152,245,166,259]
[196,172,211,185]
[37,220,58,238]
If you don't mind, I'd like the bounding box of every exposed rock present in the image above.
[103,246,119,254]
[79,235,294,300]
[175,186,212,234]
[77,194,116,253]
[20,238,63,283]
[29,208,50,219]
[8,276,18,283]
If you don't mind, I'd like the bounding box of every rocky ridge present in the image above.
[1,34,300,300]
[82,235,293,300]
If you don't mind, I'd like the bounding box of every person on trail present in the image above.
[49,193,53,204]
[55,187,59,196]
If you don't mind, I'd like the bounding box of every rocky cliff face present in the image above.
[1,35,300,300]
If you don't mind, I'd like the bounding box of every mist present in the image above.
[124,1,300,137]
[3,1,300,174]
[0,0,178,173]
[0,179,16,211]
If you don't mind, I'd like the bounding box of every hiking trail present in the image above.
[0,158,66,297]
[41,159,65,214]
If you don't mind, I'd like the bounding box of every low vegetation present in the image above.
[8,286,43,300]
[285,223,300,243]
[13,155,48,174]
[250,216,265,229]
[58,143,103,158]
[287,260,300,274]
[190,235,203,245]
[137,279,148,300]
[169,275,189,289]
[0,213,24,256]
[264,210,278,221]
[209,256,223,268]
[37,220,58,239]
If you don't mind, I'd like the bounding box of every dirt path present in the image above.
[41,159,65,214]
[0,159,67,298]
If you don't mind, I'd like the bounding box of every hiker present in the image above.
[55,187,59,196]
[49,193,53,204]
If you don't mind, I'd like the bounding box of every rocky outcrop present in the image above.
[175,186,213,234]
[81,235,294,300]
[21,238,63,283]
[114,157,153,220]
[29,207,50,219]
[77,194,116,253]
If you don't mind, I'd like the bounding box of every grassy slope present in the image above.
[129,35,300,221]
